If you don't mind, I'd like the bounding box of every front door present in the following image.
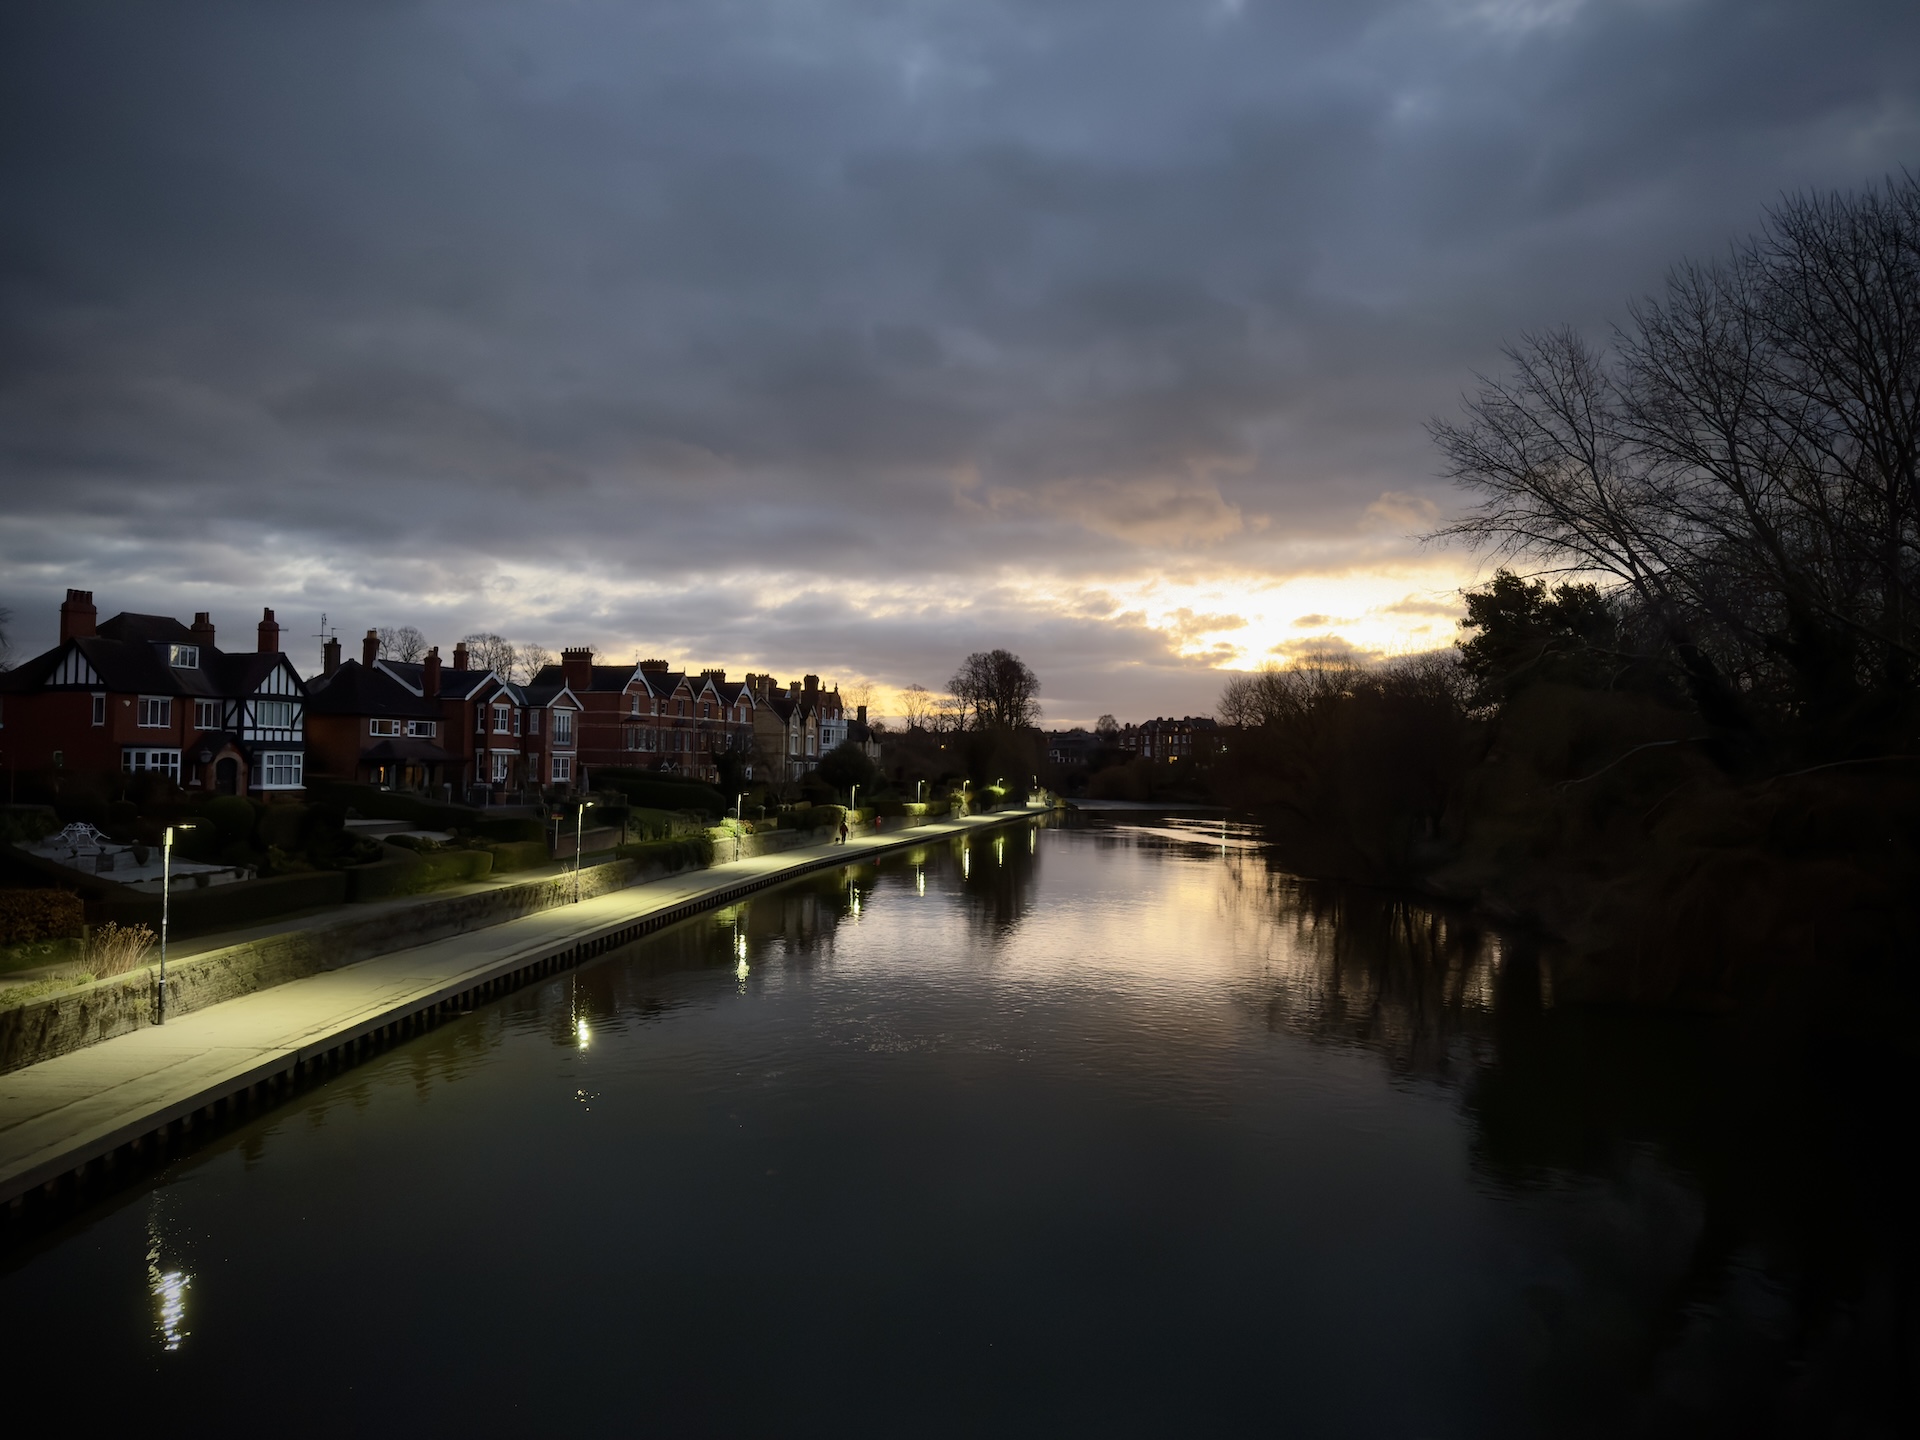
[215,757,239,795]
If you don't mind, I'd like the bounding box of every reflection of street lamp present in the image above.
[158,821,200,1024]
[574,800,595,903]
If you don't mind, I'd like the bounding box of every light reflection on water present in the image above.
[0,813,1911,1437]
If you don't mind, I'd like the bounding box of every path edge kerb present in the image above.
[0,808,1045,1209]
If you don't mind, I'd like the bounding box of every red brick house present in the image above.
[305,633,456,792]
[0,589,309,797]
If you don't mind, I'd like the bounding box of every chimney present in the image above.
[362,629,380,667]
[639,657,670,675]
[562,646,594,690]
[190,611,216,649]
[453,641,470,671]
[857,704,867,725]
[423,646,442,698]
[804,674,819,696]
[257,607,280,654]
[322,635,342,677]
[58,588,97,643]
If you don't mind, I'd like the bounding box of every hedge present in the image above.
[347,845,494,902]
[93,869,351,938]
[481,839,549,873]
[304,779,477,832]
[0,889,85,946]
[613,835,714,870]
[594,771,728,817]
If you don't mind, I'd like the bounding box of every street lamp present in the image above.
[574,799,595,904]
[158,821,200,1024]
[735,792,745,862]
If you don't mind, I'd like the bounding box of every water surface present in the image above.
[1,816,1910,1436]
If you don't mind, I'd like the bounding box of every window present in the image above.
[629,695,640,716]
[137,696,172,728]
[407,720,435,738]
[259,751,303,789]
[552,755,572,784]
[477,708,486,733]
[492,753,511,782]
[527,710,540,735]
[677,699,687,717]
[512,708,522,736]
[625,726,643,750]
[194,699,220,730]
[554,710,574,745]
[167,644,199,669]
[493,705,510,733]
[370,719,401,737]
[123,748,182,781]
[255,700,295,729]
[93,693,106,726]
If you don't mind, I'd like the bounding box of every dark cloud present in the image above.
[2,0,1916,721]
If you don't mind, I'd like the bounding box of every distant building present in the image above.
[1118,716,1220,764]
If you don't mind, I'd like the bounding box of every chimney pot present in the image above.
[190,611,216,648]
[257,607,280,654]
[363,629,380,667]
[58,588,97,643]
[322,635,342,677]
[562,646,594,689]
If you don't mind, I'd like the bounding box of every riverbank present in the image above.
[0,807,1048,1213]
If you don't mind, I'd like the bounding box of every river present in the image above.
[0,813,1910,1436]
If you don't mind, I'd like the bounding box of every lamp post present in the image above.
[574,799,595,904]
[735,792,745,863]
[158,821,199,1024]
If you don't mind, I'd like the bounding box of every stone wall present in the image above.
[0,851,697,1073]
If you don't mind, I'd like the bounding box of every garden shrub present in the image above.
[594,771,727,817]
[0,889,85,945]
[613,835,714,870]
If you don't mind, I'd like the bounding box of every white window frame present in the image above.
[194,699,220,730]
[527,710,540,735]
[258,751,304,789]
[406,719,435,738]
[369,719,401,736]
[92,693,107,726]
[493,705,511,734]
[554,710,574,746]
[167,644,200,669]
[122,747,182,781]
[137,696,172,728]
[552,755,572,784]
[256,699,295,729]
[491,752,511,783]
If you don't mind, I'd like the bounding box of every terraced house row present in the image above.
[0,590,867,802]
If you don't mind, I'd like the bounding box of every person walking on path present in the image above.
[838,816,849,844]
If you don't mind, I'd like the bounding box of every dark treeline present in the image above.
[1219,176,1920,1005]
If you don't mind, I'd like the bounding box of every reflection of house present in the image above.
[0,589,309,798]
[305,633,456,792]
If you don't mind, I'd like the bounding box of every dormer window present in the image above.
[167,644,199,669]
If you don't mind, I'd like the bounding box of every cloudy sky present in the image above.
[2,1,1915,725]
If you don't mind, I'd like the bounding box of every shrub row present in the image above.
[594,771,728,817]
[614,835,715,870]
[0,889,85,945]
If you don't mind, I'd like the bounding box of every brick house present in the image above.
[305,633,456,792]
[1118,716,1222,764]
[372,638,509,798]
[0,589,309,798]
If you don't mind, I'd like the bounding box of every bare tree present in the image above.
[517,643,553,684]
[1095,713,1119,738]
[461,632,517,678]
[949,649,1042,730]
[377,625,428,663]
[900,683,933,731]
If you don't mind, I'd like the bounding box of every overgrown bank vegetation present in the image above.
[1220,177,1920,1005]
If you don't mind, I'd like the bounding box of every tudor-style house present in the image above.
[0,590,308,797]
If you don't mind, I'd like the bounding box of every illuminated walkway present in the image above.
[0,809,1043,1208]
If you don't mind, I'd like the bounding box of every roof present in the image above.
[521,682,580,708]
[306,660,441,718]
[0,631,303,700]
[377,660,498,700]
[97,611,196,644]
[527,662,634,693]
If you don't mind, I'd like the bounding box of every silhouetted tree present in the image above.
[949,649,1042,730]
[377,625,427,663]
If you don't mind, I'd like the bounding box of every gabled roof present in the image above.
[527,662,634,694]
[376,660,499,700]
[306,660,441,718]
[522,681,581,709]
[0,631,302,700]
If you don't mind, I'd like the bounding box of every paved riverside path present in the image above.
[0,809,1041,1207]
